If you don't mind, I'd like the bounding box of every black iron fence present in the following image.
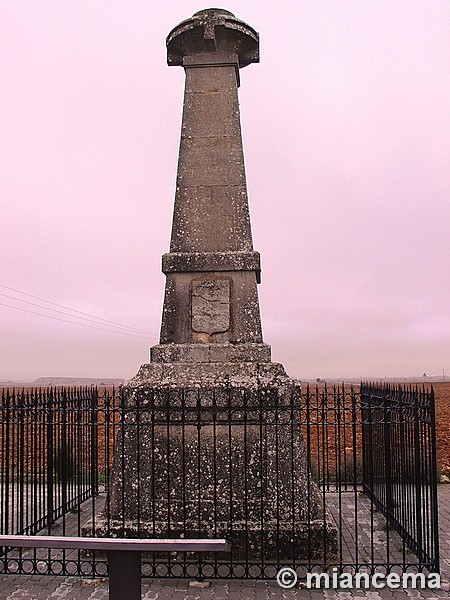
[0,383,439,579]
[361,383,439,570]
[0,387,98,537]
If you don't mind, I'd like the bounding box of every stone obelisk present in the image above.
[156,7,267,362]
[101,8,336,561]
[138,8,277,384]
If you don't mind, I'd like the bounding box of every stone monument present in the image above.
[97,8,336,561]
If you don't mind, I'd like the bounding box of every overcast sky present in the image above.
[1,1,449,382]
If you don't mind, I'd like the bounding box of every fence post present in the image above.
[18,390,26,534]
[46,389,54,530]
[91,387,99,497]
[2,389,12,535]
[61,388,68,515]
[383,388,393,519]
[413,391,423,564]
[361,385,373,497]
[429,386,440,573]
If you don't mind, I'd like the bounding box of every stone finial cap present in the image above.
[167,8,259,68]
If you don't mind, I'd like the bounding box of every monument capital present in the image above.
[166,8,259,70]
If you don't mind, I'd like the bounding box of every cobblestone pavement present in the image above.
[1,487,449,600]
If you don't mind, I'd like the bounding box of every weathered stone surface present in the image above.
[150,342,271,363]
[162,251,261,283]
[177,138,246,188]
[181,89,240,138]
[92,372,338,560]
[169,185,253,253]
[191,278,230,334]
[91,516,337,561]
[123,360,295,400]
[166,9,259,69]
[159,271,262,345]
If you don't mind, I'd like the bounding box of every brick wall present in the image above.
[434,382,450,476]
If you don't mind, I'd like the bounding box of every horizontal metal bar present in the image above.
[0,535,229,553]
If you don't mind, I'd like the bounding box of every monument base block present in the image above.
[89,516,337,561]
[91,357,338,562]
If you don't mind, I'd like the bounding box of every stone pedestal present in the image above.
[95,359,336,560]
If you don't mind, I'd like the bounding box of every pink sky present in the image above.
[1,1,449,382]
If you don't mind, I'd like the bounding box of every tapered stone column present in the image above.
[94,9,337,563]
[156,8,267,357]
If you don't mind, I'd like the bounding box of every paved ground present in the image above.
[1,486,449,600]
